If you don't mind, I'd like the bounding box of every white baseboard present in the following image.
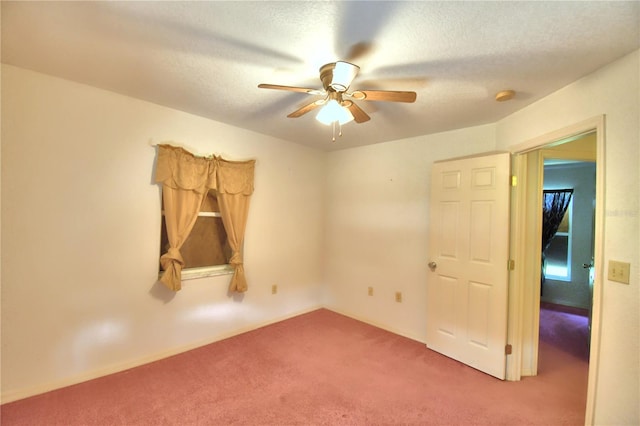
[1,305,323,404]
[323,306,427,345]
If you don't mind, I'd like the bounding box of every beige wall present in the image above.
[324,124,496,341]
[1,65,326,401]
[496,50,639,426]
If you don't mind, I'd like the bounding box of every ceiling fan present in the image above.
[258,61,417,126]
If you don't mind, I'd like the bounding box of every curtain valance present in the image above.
[154,144,255,293]
[155,144,255,195]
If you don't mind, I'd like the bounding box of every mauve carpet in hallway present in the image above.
[1,308,588,425]
[539,304,590,362]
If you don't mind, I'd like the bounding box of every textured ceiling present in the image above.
[2,1,639,151]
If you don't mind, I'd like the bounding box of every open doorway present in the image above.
[540,133,596,360]
[538,138,596,388]
[536,132,596,365]
[507,116,604,425]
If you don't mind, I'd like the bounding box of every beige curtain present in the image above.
[216,158,255,292]
[155,144,255,292]
[159,186,206,291]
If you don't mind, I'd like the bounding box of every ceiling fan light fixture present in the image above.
[315,99,354,125]
[320,61,360,92]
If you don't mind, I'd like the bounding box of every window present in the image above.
[155,144,255,292]
[544,200,572,281]
[160,190,233,279]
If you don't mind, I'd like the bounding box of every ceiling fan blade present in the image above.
[345,42,375,63]
[350,90,417,103]
[287,100,324,118]
[258,84,324,95]
[343,100,370,123]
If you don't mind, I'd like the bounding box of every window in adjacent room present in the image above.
[159,189,233,279]
[544,199,572,281]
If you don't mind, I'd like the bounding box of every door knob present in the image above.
[428,261,437,271]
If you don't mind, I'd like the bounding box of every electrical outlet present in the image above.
[395,292,402,303]
[368,286,374,296]
[608,261,630,284]
[272,284,278,294]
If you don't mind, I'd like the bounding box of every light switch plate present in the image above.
[608,260,630,284]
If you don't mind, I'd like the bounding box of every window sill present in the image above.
[159,265,234,281]
[182,265,234,280]
[545,276,572,282]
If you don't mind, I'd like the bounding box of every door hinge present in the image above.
[511,175,518,187]
[508,259,515,271]
[505,344,512,355]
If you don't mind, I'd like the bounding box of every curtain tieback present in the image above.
[229,251,243,266]
[160,247,184,271]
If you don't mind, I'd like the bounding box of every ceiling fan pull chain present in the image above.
[332,121,336,142]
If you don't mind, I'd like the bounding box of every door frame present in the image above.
[506,115,605,425]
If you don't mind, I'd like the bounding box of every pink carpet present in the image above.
[1,309,588,425]
[539,304,590,362]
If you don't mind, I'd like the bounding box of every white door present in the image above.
[427,152,511,379]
